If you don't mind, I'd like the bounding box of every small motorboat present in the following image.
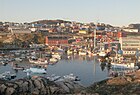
[23,66,47,74]
[13,66,24,70]
[0,71,16,80]
[78,50,87,56]
[47,74,61,81]
[1,61,8,66]
[97,51,107,57]
[63,73,80,81]
[51,53,61,60]
[49,58,58,65]
[15,58,23,62]
[29,58,48,65]
[12,63,24,70]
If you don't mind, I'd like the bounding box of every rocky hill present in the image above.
[31,19,71,25]
[0,33,45,48]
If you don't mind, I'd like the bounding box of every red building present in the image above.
[117,32,122,38]
[46,36,68,45]
[106,31,118,37]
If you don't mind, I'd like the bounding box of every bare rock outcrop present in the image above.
[0,76,84,95]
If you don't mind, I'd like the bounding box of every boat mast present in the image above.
[94,24,96,50]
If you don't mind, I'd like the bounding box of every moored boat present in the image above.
[0,71,16,80]
[63,73,80,81]
[97,51,107,57]
[49,58,58,64]
[111,62,138,69]
[79,51,87,56]
[47,74,61,81]
[67,50,73,55]
[29,58,48,65]
[23,66,47,74]
[51,53,61,60]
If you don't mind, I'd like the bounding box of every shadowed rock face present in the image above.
[0,76,84,95]
[84,70,140,95]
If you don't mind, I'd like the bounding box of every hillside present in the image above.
[31,19,71,25]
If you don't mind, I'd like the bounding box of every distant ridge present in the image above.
[31,19,71,25]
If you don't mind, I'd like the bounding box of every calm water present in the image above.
[0,55,109,86]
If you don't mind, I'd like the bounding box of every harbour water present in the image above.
[0,54,109,86]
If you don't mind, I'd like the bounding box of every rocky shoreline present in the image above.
[84,70,140,95]
[1,70,140,95]
[0,76,84,95]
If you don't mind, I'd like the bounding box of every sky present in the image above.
[0,0,140,26]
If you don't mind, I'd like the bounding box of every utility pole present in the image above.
[94,25,96,50]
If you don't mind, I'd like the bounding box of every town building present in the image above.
[119,35,140,55]
[123,28,139,33]
[45,36,69,45]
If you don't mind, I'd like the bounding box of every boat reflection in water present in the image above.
[47,54,109,86]
[100,61,139,78]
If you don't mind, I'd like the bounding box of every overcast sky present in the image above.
[0,0,140,26]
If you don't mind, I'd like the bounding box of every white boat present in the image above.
[97,51,106,57]
[111,62,138,69]
[57,48,64,52]
[67,50,73,55]
[87,51,96,56]
[52,53,61,60]
[29,58,37,63]
[0,71,16,80]
[23,67,47,74]
[79,51,87,56]
[15,58,23,62]
[0,61,8,65]
[29,58,48,65]
[47,74,61,81]
[49,58,58,63]
[63,73,80,81]
[37,59,48,64]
